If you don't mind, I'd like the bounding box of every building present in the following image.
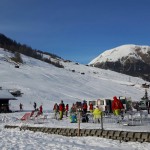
[0,90,17,113]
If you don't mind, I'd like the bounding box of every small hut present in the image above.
[0,90,17,113]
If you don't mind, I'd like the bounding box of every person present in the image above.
[82,100,87,114]
[70,113,77,123]
[53,103,59,119]
[112,96,124,116]
[38,105,43,116]
[70,103,76,114]
[93,106,102,123]
[82,112,89,123]
[146,100,150,114]
[19,103,23,111]
[89,102,94,113]
[105,105,110,116]
[35,105,43,117]
[59,100,65,120]
[33,102,37,110]
[65,104,69,117]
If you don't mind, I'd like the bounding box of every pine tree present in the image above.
[11,52,23,63]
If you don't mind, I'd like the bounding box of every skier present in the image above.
[19,103,23,111]
[53,103,59,119]
[93,106,102,123]
[89,102,94,113]
[37,105,43,116]
[33,102,37,110]
[70,113,77,123]
[82,100,87,114]
[65,104,69,117]
[70,103,76,114]
[112,96,124,116]
[112,96,124,123]
[59,100,65,120]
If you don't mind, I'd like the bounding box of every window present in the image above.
[89,101,96,105]
[106,99,111,105]
[100,100,104,105]
[120,99,126,104]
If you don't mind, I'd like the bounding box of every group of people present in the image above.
[53,100,69,120]
[68,96,124,123]
[69,100,94,123]
[19,96,124,123]
[19,102,43,118]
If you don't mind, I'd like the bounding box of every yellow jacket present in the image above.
[93,108,102,119]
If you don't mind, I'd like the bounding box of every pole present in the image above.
[78,111,81,136]
[131,113,133,125]
[101,114,103,130]
[140,110,142,125]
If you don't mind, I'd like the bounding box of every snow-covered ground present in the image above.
[0,49,150,149]
[1,112,150,150]
[1,127,150,150]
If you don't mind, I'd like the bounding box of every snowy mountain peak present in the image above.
[89,44,150,64]
[89,44,150,81]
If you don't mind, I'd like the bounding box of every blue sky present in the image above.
[0,0,150,64]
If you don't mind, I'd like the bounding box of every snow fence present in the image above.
[4,125,150,143]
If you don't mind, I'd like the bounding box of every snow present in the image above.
[0,48,150,149]
[0,90,16,99]
[89,44,150,64]
[1,128,150,150]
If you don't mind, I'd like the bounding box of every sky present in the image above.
[0,0,150,64]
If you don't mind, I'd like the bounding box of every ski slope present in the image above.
[0,49,150,150]
[0,48,149,111]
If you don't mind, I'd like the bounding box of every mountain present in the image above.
[0,33,64,68]
[89,44,150,81]
[0,47,148,111]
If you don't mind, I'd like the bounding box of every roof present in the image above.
[0,90,17,100]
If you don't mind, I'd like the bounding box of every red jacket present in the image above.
[59,103,64,111]
[39,105,43,113]
[89,103,93,110]
[53,104,58,111]
[112,96,124,111]
[83,103,87,110]
[66,104,69,111]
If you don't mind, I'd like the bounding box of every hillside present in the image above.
[89,44,150,81]
[0,33,64,68]
[0,48,149,111]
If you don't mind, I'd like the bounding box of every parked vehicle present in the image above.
[88,96,132,113]
[118,96,132,111]
[138,100,150,110]
[97,98,112,113]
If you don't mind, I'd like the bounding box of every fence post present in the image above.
[101,114,103,130]
[78,111,81,136]
[140,110,142,124]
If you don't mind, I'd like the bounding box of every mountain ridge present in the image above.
[0,33,65,68]
[89,44,150,81]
